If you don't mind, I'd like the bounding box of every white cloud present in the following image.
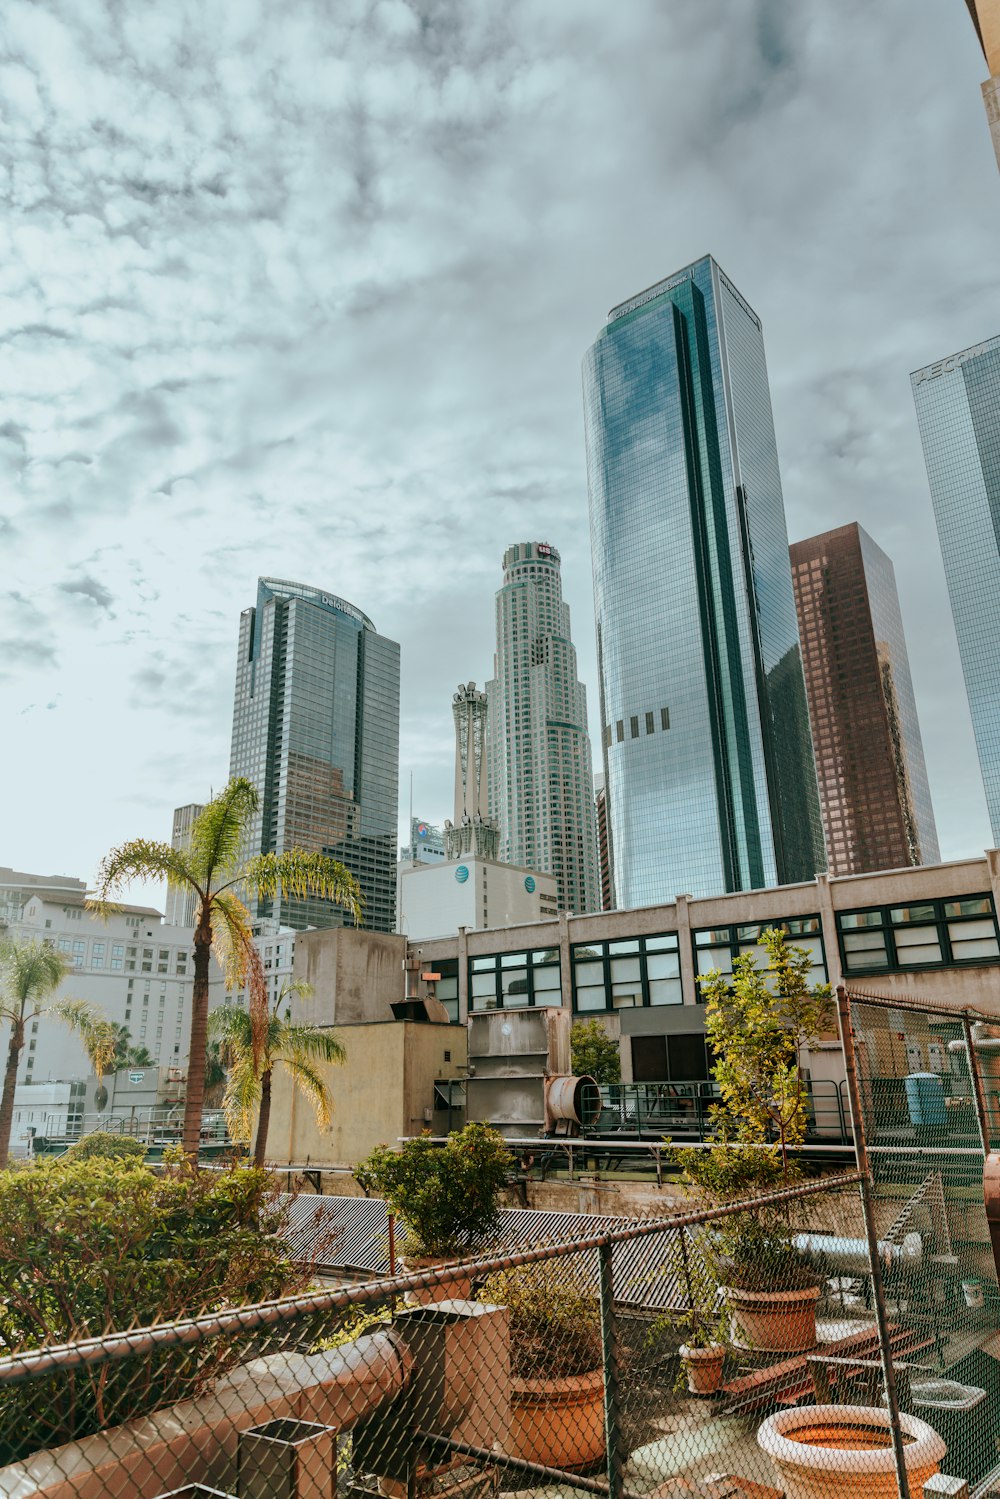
[0,0,996,897]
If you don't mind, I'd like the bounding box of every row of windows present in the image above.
[436,896,1000,1014]
[837,895,1000,972]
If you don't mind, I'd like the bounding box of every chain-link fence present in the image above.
[847,988,1000,1499]
[5,987,1000,1499]
[6,1166,982,1499]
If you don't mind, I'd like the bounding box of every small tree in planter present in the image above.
[675,929,833,1352]
[478,1258,605,1471]
[355,1123,512,1297]
[570,1019,621,1084]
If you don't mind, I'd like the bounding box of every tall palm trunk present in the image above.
[253,1067,272,1169]
[183,909,213,1160]
[0,1018,25,1170]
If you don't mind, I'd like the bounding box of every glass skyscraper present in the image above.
[912,334,1000,844]
[230,577,400,931]
[487,542,600,914]
[791,523,940,876]
[582,255,826,906]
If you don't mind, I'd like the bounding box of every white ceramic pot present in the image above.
[724,1283,820,1352]
[757,1404,946,1499]
[679,1343,726,1395]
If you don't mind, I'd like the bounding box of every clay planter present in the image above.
[399,1255,475,1306]
[507,1368,605,1472]
[679,1343,726,1396]
[757,1404,946,1499]
[724,1283,820,1352]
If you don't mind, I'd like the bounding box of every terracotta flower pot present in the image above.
[758,1404,946,1499]
[399,1254,475,1306]
[724,1283,820,1352]
[679,1342,726,1395]
[507,1368,605,1471]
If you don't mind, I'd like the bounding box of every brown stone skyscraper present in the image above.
[791,524,940,877]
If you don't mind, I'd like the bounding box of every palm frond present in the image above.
[282,1055,334,1129]
[277,1026,347,1067]
[189,778,259,886]
[220,1056,262,1142]
[211,893,269,1074]
[239,851,363,925]
[0,940,70,1019]
[51,1000,117,1076]
[90,841,200,920]
[208,1003,253,1049]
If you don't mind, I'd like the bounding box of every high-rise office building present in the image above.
[912,335,1000,843]
[963,1,1000,172]
[164,804,205,926]
[582,255,826,906]
[486,542,599,914]
[444,681,499,860]
[791,524,940,876]
[230,578,400,931]
[594,773,613,911]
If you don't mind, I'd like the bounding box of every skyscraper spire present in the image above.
[444,681,499,859]
[486,542,599,914]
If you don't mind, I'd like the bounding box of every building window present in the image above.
[693,916,827,996]
[468,947,562,1011]
[837,894,1000,975]
[572,932,681,1011]
[431,959,460,1023]
[660,707,670,731]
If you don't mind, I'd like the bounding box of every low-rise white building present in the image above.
[398,854,558,941]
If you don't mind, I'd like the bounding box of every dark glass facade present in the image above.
[791,523,939,876]
[230,578,400,931]
[583,255,825,905]
[912,335,1000,844]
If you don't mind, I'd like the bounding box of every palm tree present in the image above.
[107,1024,156,1072]
[0,942,116,1168]
[92,777,362,1159]
[210,980,347,1168]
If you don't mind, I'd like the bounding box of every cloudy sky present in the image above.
[2,0,998,907]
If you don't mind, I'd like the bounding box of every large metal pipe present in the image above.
[792,1231,923,1275]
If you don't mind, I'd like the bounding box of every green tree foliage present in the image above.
[356,1122,512,1257]
[65,1131,147,1162]
[0,1157,302,1462]
[570,1018,621,1083]
[92,777,362,1158]
[673,929,833,1291]
[0,941,116,1168]
[210,981,347,1168]
[697,927,833,1172]
[478,1260,601,1378]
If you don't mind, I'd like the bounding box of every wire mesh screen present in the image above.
[848,991,1000,1498]
[7,1168,982,1499]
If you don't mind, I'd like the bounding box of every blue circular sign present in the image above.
[524,876,536,893]
[455,865,469,883]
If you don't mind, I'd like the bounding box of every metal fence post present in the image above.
[836,986,912,1499]
[961,1014,992,1155]
[598,1239,624,1499]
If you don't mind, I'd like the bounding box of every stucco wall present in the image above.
[268,1020,467,1167]
[292,927,407,1024]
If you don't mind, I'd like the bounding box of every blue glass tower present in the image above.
[582,255,826,906]
[912,334,1000,844]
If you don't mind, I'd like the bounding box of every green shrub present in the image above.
[355,1122,512,1257]
[0,1157,303,1463]
[479,1259,602,1379]
[64,1130,147,1161]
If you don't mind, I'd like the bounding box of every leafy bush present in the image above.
[355,1122,512,1257]
[570,1019,621,1084]
[64,1130,147,1161]
[0,1156,304,1463]
[479,1260,602,1379]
